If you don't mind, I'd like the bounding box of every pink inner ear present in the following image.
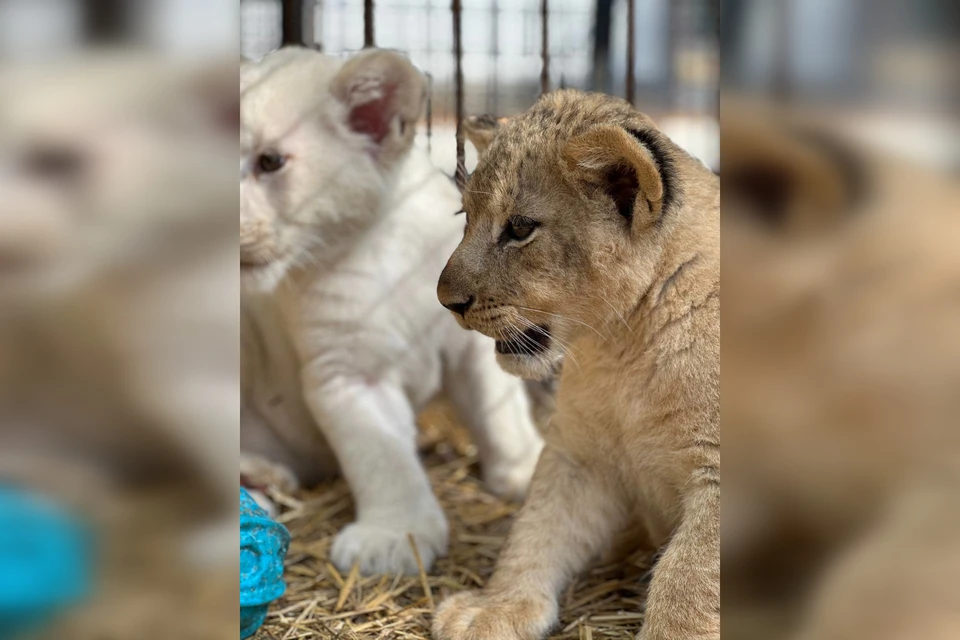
[347,84,397,145]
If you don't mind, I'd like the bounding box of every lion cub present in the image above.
[240,48,543,576]
[434,91,720,640]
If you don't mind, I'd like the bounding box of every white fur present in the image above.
[240,48,543,576]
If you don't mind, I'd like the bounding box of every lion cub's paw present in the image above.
[432,590,557,640]
[330,513,448,576]
[635,625,719,640]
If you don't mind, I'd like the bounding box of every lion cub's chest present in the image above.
[550,342,690,532]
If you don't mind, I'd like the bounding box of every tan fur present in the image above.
[435,90,720,640]
[722,104,960,640]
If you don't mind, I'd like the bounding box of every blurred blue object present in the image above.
[240,488,289,639]
[0,486,90,639]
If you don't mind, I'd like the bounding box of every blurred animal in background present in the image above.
[0,53,239,555]
[722,101,960,640]
[239,47,544,576]
[433,91,720,640]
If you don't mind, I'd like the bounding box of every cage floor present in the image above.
[255,402,647,640]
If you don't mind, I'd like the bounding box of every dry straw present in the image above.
[255,402,648,640]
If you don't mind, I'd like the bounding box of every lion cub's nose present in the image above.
[438,261,476,317]
[441,294,475,318]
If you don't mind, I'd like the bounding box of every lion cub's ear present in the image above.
[722,123,866,234]
[462,115,507,154]
[330,49,426,163]
[564,125,669,229]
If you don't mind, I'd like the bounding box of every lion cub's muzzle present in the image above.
[494,325,552,356]
[437,260,474,320]
[437,254,553,355]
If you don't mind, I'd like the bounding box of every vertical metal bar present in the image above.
[488,0,500,115]
[540,0,550,95]
[665,0,678,109]
[339,0,347,51]
[559,2,568,90]
[626,0,635,104]
[304,0,317,48]
[426,72,434,156]
[83,0,128,43]
[772,0,792,104]
[453,0,467,191]
[282,0,304,46]
[591,0,613,93]
[363,0,375,48]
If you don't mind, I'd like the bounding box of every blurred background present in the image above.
[0,1,237,639]
[721,1,959,640]
[240,0,720,172]
[722,0,957,169]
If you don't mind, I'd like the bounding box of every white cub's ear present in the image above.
[330,49,426,161]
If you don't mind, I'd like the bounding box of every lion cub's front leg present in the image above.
[639,473,720,640]
[433,448,626,640]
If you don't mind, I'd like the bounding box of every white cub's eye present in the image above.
[257,152,286,174]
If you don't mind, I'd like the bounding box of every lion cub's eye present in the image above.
[257,151,286,174]
[503,215,539,242]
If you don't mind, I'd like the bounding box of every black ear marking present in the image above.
[626,128,679,218]
[604,164,640,220]
[726,164,794,228]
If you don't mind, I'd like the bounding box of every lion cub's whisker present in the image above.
[512,305,611,342]
[511,316,582,371]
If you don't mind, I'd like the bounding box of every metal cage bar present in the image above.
[364,0,375,48]
[426,72,433,155]
[592,0,613,93]
[540,0,550,95]
[282,0,304,45]
[452,0,466,191]
[626,0,635,103]
[83,0,129,42]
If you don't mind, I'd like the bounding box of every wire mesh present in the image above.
[240,0,721,174]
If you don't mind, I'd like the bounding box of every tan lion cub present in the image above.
[434,91,720,640]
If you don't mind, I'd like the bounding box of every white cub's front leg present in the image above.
[445,335,544,500]
[302,367,448,576]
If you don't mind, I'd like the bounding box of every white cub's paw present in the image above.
[483,441,543,501]
[246,489,280,518]
[330,511,449,576]
[240,453,299,494]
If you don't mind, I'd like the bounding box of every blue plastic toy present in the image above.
[240,488,290,639]
[0,486,90,640]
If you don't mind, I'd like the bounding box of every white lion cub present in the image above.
[240,47,543,575]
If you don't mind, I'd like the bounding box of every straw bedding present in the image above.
[255,402,648,640]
